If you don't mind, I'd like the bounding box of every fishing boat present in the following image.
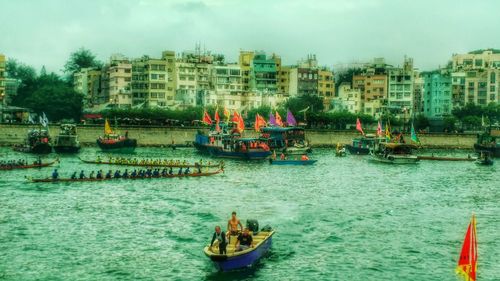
[345,134,379,155]
[79,157,222,168]
[259,127,311,155]
[474,128,499,158]
[475,151,494,166]
[204,221,274,271]
[335,143,347,157]
[370,142,420,164]
[54,124,81,153]
[28,168,223,183]
[456,214,477,281]
[13,129,52,154]
[194,124,271,160]
[96,119,137,153]
[0,159,58,170]
[269,159,317,165]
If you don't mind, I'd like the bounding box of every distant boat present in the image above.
[345,134,380,155]
[474,128,499,158]
[370,142,420,164]
[96,119,137,153]
[54,124,81,153]
[0,159,58,170]
[475,151,494,166]
[204,220,274,271]
[269,159,317,165]
[456,214,477,281]
[13,128,52,154]
[259,127,312,155]
[194,124,271,160]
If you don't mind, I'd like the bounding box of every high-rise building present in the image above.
[387,57,415,112]
[99,54,132,108]
[250,51,278,93]
[131,54,170,107]
[73,67,101,108]
[422,70,452,119]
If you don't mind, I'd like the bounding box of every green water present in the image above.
[0,147,498,281]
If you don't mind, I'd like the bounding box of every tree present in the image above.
[63,47,102,81]
[443,116,457,132]
[414,114,430,130]
[285,95,324,116]
[335,67,362,91]
[24,84,84,121]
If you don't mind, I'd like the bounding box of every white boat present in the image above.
[370,142,420,164]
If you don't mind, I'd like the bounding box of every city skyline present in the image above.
[1,0,500,73]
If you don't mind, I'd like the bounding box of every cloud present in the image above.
[0,0,499,73]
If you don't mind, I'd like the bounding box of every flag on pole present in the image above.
[214,107,221,131]
[224,107,231,122]
[411,123,420,144]
[254,113,267,132]
[202,110,212,125]
[236,112,245,132]
[269,112,277,126]
[355,118,364,136]
[376,120,383,137]
[286,110,297,126]
[385,123,391,142]
[275,111,283,127]
[28,114,34,124]
[104,119,114,135]
[456,214,478,281]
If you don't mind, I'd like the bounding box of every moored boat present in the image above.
[474,128,499,158]
[54,124,81,153]
[28,168,223,183]
[96,119,137,153]
[204,221,274,271]
[13,129,52,154]
[475,151,494,166]
[345,134,379,155]
[370,142,420,164]
[417,155,476,161]
[259,127,311,155]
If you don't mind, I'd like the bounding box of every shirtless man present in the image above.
[227,211,243,236]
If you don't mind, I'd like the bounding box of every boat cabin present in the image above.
[259,127,306,148]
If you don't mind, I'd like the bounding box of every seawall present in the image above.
[0,124,477,149]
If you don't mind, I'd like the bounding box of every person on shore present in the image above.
[227,211,243,236]
[209,226,227,255]
[79,170,85,179]
[52,169,59,180]
[235,228,253,252]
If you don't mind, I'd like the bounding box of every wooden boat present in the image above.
[345,134,380,155]
[269,159,317,165]
[335,143,347,157]
[194,124,271,160]
[79,157,222,168]
[204,223,274,271]
[370,143,420,164]
[97,119,137,153]
[417,155,476,161]
[0,159,58,170]
[28,169,223,183]
[54,124,81,153]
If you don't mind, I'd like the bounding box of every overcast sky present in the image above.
[1,0,499,74]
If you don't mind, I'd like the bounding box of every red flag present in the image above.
[456,215,477,281]
[356,118,364,135]
[275,111,283,127]
[214,108,221,131]
[376,120,382,137]
[232,111,240,123]
[237,113,245,132]
[202,111,212,125]
[254,114,267,132]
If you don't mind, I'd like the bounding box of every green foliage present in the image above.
[101,107,205,123]
[452,102,500,129]
[335,67,362,91]
[247,105,273,122]
[414,114,430,130]
[443,116,457,132]
[63,47,102,81]
[24,83,83,121]
[308,111,374,129]
[285,95,324,115]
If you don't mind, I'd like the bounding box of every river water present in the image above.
[0,147,498,280]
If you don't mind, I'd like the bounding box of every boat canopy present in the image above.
[260,127,304,133]
[381,143,419,149]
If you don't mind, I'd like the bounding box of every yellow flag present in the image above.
[104,119,114,135]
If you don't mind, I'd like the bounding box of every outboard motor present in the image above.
[246,219,259,234]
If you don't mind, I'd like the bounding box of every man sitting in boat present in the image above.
[235,228,254,252]
[301,154,309,161]
[227,211,243,236]
[209,226,227,255]
[52,169,58,179]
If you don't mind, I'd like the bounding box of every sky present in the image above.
[1,0,500,74]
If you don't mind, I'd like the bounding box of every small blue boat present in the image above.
[269,159,317,165]
[204,228,274,271]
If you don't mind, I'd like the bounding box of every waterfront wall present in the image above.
[0,124,477,149]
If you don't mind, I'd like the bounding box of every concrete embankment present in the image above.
[0,124,477,149]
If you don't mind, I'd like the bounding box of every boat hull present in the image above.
[345,145,370,155]
[194,143,271,160]
[97,139,137,153]
[474,143,500,158]
[208,234,273,271]
[269,159,317,165]
[14,143,53,154]
[370,154,420,164]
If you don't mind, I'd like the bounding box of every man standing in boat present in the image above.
[209,226,227,255]
[227,211,243,236]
